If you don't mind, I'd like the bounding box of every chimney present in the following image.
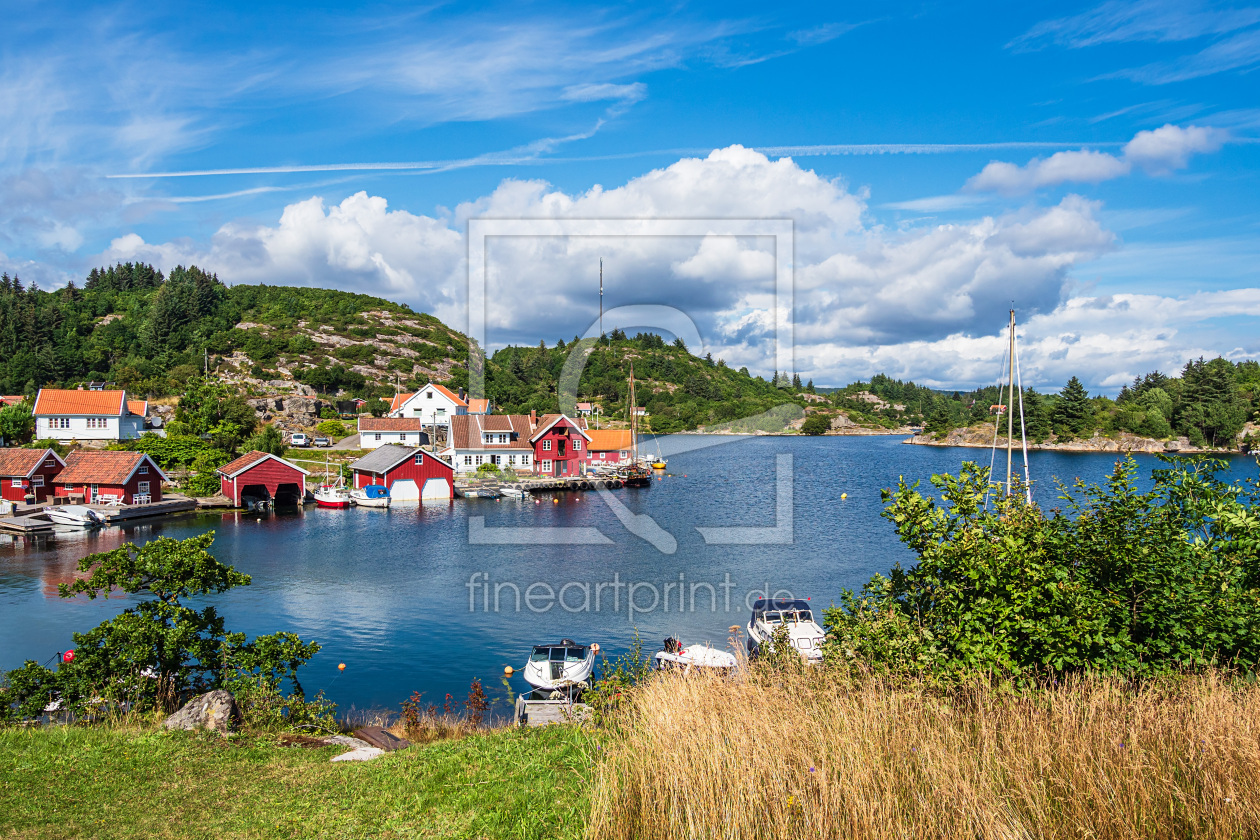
[458,387,466,401]
[530,409,536,428]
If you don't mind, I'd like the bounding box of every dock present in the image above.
[0,495,199,535]
[454,475,628,498]
[513,694,592,727]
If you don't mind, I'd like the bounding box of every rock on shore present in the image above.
[904,424,1248,455]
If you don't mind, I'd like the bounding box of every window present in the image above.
[43,459,55,468]
[541,460,552,471]
[10,479,20,487]
[464,455,472,465]
[542,440,552,451]
[427,392,433,399]
[573,440,581,451]
[48,417,70,429]
[414,454,424,465]
[521,454,531,465]
[475,455,483,465]
[375,433,382,441]
[31,476,43,487]
[137,481,150,494]
[138,465,149,475]
[436,408,446,415]
[507,455,516,466]
[400,434,407,441]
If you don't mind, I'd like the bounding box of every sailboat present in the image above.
[619,363,653,487]
[987,309,1033,506]
[312,453,351,509]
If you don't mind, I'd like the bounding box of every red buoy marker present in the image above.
[62,650,75,663]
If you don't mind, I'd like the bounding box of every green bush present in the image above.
[315,419,348,439]
[801,414,831,435]
[824,457,1260,681]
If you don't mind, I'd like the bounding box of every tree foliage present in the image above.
[825,457,1260,681]
[0,533,321,720]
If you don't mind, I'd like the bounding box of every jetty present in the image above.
[453,474,627,498]
[513,693,592,727]
[0,494,198,535]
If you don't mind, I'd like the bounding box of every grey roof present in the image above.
[348,445,422,474]
[348,444,454,474]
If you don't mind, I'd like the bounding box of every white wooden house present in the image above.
[32,389,146,442]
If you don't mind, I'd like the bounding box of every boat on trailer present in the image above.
[349,484,390,508]
[43,505,104,528]
[522,639,598,693]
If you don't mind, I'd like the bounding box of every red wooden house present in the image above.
[54,451,167,505]
[529,413,591,477]
[0,448,66,503]
[217,451,309,508]
[348,444,454,501]
[585,430,633,465]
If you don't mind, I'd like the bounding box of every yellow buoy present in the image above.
[841,493,847,500]
[338,663,346,671]
[504,666,515,676]
[553,498,559,504]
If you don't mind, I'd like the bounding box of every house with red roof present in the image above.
[54,451,168,505]
[0,448,66,503]
[442,414,535,474]
[32,389,146,442]
[585,429,634,465]
[358,417,431,450]
[216,451,308,508]
[530,413,591,477]
[349,444,454,501]
[388,382,468,428]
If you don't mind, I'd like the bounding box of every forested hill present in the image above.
[485,331,799,434]
[0,264,469,399]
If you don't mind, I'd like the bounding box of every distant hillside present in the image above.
[0,264,470,400]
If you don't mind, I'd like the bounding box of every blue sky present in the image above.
[3,0,1259,391]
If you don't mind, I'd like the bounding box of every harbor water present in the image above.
[2,435,1254,714]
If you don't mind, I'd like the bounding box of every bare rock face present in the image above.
[163,690,242,734]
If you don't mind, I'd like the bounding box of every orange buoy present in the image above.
[504,665,515,676]
[338,663,346,671]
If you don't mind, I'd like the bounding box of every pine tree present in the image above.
[1053,376,1094,439]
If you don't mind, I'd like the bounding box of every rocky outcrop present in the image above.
[163,690,242,734]
[905,425,1243,454]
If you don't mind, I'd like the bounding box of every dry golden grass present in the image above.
[588,667,1260,839]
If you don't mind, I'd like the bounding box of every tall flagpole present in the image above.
[599,259,603,341]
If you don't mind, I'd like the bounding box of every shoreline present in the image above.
[902,431,1249,457]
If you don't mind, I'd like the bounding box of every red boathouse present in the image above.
[217,451,309,507]
[55,451,167,505]
[0,447,66,503]
[348,444,454,501]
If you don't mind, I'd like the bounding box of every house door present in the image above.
[557,439,566,457]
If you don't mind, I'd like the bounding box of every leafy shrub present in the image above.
[801,414,831,435]
[316,419,348,439]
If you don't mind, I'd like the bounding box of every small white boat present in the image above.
[746,598,825,663]
[500,485,528,500]
[44,505,104,528]
[522,640,597,692]
[349,485,390,508]
[654,638,737,672]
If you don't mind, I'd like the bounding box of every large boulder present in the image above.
[163,690,242,734]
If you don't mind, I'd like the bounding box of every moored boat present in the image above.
[746,598,825,663]
[44,505,104,528]
[313,483,351,508]
[654,637,736,671]
[522,639,598,692]
[349,484,390,508]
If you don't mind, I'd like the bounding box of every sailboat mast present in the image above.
[629,362,637,460]
[599,259,603,341]
[1005,309,1016,494]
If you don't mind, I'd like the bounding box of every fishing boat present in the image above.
[654,637,737,672]
[522,639,598,692]
[43,505,104,528]
[349,484,390,508]
[313,483,351,508]
[746,598,825,663]
[622,364,654,486]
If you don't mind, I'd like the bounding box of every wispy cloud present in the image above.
[1105,28,1260,83]
[1011,0,1260,50]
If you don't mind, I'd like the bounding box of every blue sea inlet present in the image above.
[2,436,1253,714]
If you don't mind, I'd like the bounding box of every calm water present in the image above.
[2,436,1254,713]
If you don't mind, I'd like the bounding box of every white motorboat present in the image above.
[349,485,390,508]
[313,484,351,508]
[654,637,737,672]
[746,598,825,663]
[500,485,528,500]
[44,505,104,528]
[522,640,598,692]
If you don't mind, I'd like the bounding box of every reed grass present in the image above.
[588,667,1260,839]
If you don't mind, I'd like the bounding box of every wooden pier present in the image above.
[0,495,199,535]
[513,694,592,727]
[454,475,628,498]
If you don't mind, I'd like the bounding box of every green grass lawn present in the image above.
[0,725,596,840]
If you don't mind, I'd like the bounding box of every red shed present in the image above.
[55,451,167,505]
[0,448,66,503]
[529,413,591,477]
[217,451,309,508]
[348,444,454,501]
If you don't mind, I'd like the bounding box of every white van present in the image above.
[290,432,309,447]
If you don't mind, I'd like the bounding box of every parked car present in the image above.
[313,436,331,447]
[290,432,309,447]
